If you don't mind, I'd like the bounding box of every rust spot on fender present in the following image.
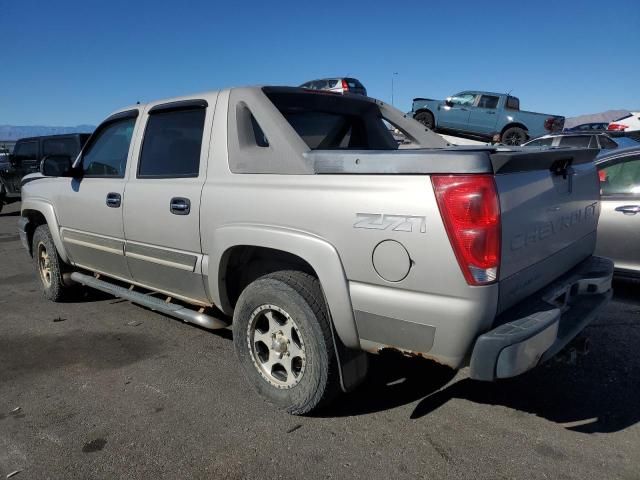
[362,344,457,369]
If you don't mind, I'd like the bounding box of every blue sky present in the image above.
[2,0,638,125]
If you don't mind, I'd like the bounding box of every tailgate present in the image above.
[492,148,600,312]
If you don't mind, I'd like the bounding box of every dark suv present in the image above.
[0,133,90,212]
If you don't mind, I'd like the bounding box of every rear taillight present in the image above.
[432,175,501,285]
[341,79,349,92]
[544,117,562,131]
[607,123,628,131]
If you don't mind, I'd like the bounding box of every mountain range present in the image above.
[563,110,631,129]
[0,124,95,141]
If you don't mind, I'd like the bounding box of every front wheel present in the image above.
[32,224,71,302]
[501,126,527,145]
[232,270,340,415]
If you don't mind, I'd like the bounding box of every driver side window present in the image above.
[449,93,476,106]
[82,116,136,177]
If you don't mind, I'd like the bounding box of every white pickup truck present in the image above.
[19,87,613,414]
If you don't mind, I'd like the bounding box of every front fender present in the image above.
[20,198,70,263]
[207,224,360,349]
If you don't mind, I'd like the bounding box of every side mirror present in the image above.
[40,155,74,177]
[444,97,454,107]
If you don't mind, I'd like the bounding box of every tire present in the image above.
[32,224,70,302]
[232,270,340,415]
[501,126,527,145]
[414,111,435,129]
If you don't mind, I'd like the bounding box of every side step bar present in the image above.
[70,272,228,330]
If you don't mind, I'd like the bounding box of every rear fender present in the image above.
[207,225,360,350]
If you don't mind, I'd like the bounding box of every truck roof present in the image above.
[16,133,91,143]
[107,86,383,119]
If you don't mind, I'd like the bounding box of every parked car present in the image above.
[409,91,564,145]
[595,146,640,276]
[0,133,90,212]
[522,131,638,150]
[564,122,608,132]
[19,86,612,414]
[608,112,640,133]
[299,77,367,95]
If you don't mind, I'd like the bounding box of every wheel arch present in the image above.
[20,200,69,262]
[500,122,529,136]
[414,108,435,120]
[208,225,360,350]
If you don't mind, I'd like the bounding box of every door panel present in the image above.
[57,179,130,278]
[123,179,208,302]
[595,155,640,272]
[123,100,213,304]
[439,93,475,131]
[596,199,640,271]
[468,95,500,134]
[54,113,138,279]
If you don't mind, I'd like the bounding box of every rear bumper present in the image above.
[469,256,613,381]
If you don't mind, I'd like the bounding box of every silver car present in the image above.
[299,77,367,95]
[595,146,640,276]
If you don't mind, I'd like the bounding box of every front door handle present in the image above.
[170,197,191,215]
[106,192,121,208]
[615,205,640,215]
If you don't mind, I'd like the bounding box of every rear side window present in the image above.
[598,136,618,149]
[558,136,591,148]
[345,78,363,88]
[599,157,640,196]
[506,96,520,110]
[138,108,205,178]
[264,89,397,150]
[478,95,499,109]
[82,117,136,177]
[525,137,553,147]
[43,138,78,157]
[12,141,38,160]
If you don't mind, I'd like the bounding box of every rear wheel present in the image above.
[414,111,435,129]
[501,126,527,145]
[232,270,340,415]
[32,224,71,302]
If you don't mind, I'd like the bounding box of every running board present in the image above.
[70,272,228,330]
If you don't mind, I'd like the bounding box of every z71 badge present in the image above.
[353,213,426,233]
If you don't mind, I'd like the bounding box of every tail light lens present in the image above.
[607,123,628,131]
[544,117,562,131]
[432,175,501,285]
[341,79,349,92]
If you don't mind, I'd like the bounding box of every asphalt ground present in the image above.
[1,201,639,479]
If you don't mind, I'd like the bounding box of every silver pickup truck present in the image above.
[19,87,613,414]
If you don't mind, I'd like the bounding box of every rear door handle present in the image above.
[106,192,121,208]
[170,197,191,215]
[486,111,496,114]
[615,205,640,215]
